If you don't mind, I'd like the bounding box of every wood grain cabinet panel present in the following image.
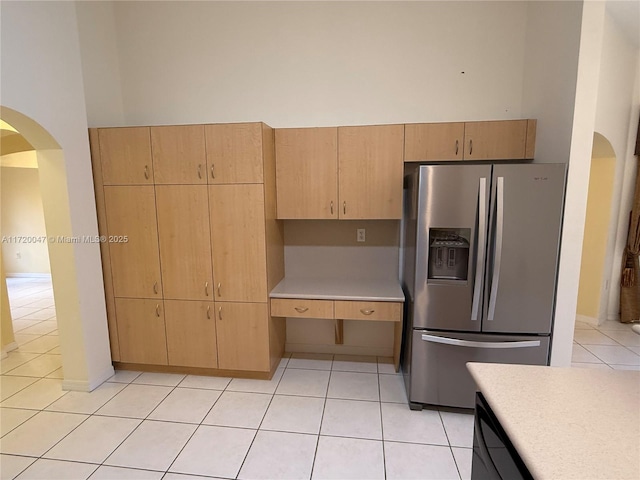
[209,184,268,303]
[156,185,214,301]
[275,127,338,219]
[464,120,528,160]
[216,302,270,372]
[104,186,162,299]
[270,298,334,319]
[151,125,206,184]
[404,123,464,161]
[165,300,217,368]
[338,125,404,220]
[334,301,402,322]
[115,298,168,365]
[205,123,264,184]
[99,127,153,185]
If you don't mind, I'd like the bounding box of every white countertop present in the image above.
[269,277,404,302]
[467,363,640,480]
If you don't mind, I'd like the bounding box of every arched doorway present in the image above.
[1,106,113,391]
[576,133,617,325]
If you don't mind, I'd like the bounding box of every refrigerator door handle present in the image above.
[471,177,487,321]
[487,176,504,321]
[421,334,541,349]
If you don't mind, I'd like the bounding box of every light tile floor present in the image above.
[3,278,639,479]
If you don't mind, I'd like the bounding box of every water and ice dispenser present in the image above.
[427,228,470,281]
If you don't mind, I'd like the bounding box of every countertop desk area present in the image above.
[270,277,405,370]
[468,362,640,480]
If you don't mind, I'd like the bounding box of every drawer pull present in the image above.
[207,305,211,319]
[198,164,203,179]
[218,306,222,320]
[155,304,160,317]
[153,282,158,294]
[360,309,375,315]
[205,281,209,296]
[294,307,309,313]
[144,165,150,179]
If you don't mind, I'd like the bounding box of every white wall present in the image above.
[1,1,113,389]
[100,1,529,128]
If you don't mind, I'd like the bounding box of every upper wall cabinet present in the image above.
[275,124,404,220]
[151,125,207,184]
[404,119,537,162]
[99,127,153,185]
[205,123,264,184]
[275,127,338,219]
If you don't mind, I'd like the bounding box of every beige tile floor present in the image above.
[3,277,639,479]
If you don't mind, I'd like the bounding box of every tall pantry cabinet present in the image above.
[89,123,285,378]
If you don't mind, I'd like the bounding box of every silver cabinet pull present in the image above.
[421,334,540,349]
[488,176,504,321]
[210,164,215,179]
[471,177,487,321]
[343,201,346,215]
[205,281,209,296]
[455,139,459,156]
[198,164,203,179]
[153,282,158,294]
[469,139,473,155]
[294,307,309,313]
[360,309,375,315]
[155,304,160,317]
[330,201,334,215]
[217,283,221,297]
[218,306,222,320]
[144,165,150,179]
[207,305,211,319]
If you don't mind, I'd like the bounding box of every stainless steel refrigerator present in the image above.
[401,163,566,409]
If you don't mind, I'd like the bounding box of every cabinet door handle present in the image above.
[455,139,459,156]
[207,305,211,319]
[469,139,473,155]
[210,164,215,179]
[205,281,209,296]
[360,309,375,315]
[198,164,203,179]
[343,201,346,215]
[156,304,160,317]
[144,165,150,180]
[330,201,334,215]
[217,283,221,297]
[153,282,158,294]
[218,306,222,320]
[294,307,309,313]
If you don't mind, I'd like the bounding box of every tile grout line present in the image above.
[308,354,333,480]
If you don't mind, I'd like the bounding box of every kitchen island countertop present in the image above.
[467,362,640,480]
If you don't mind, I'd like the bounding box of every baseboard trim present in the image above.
[62,365,115,392]
[575,314,598,326]
[285,343,393,357]
[1,342,19,358]
[6,273,52,279]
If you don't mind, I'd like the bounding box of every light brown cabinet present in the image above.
[104,186,162,299]
[156,185,213,301]
[151,125,206,184]
[275,125,403,220]
[209,184,268,303]
[404,119,537,162]
[205,123,264,184]
[99,127,153,185]
[115,298,168,365]
[165,300,217,368]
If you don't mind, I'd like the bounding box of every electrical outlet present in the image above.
[357,229,366,242]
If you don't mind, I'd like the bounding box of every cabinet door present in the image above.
[216,302,270,372]
[99,127,153,185]
[104,186,162,299]
[404,123,464,161]
[338,125,404,219]
[165,300,217,368]
[151,125,206,184]
[275,127,338,219]
[464,120,528,160]
[115,298,168,365]
[209,184,268,303]
[156,185,213,300]
[205,123,264,184]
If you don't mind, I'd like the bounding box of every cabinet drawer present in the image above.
[271,298,334,319]
[334,301,402,322]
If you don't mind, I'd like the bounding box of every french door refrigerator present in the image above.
[401,163,566,409]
